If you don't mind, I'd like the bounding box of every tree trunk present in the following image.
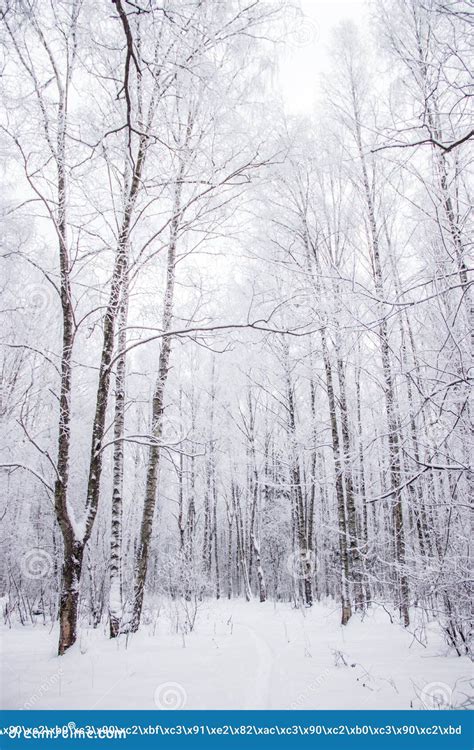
[336,351,363,611]
[355,362,371,606]
[109,271,128,638]
[283,339,313,607]
[233,483,251,602]
[131,170,184,630]
[58,539,84,655]
[213,480,221,599]
[251,533,267,602]
[321,329,352,624]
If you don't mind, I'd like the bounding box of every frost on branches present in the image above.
[0,0,471,710]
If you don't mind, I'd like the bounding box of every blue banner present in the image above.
[0,711,472,748]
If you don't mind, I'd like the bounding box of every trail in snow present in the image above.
[236,621,275,709]
[1,600,471,710]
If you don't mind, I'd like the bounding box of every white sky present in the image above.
[278,0,368,112]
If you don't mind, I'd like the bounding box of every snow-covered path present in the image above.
[1,600,471,710]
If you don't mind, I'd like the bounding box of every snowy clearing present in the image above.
[1,600,471,711]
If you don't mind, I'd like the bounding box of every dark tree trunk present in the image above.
[58,540,84,655]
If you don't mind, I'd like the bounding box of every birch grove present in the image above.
[0,0,472,662]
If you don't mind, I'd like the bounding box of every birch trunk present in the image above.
[131,174,183,630]
[283,340,313,607]
[109,271,128,638]
[321,329,352,624]
[336,351,363,610]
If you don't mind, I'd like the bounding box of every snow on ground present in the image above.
[1,599,471,710]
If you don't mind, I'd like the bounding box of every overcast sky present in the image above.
[279,0,368,112]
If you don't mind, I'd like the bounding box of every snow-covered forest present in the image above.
[0,0,472,710]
